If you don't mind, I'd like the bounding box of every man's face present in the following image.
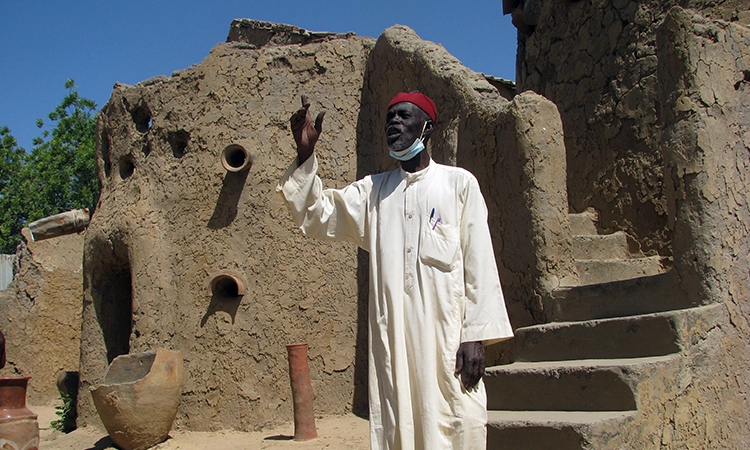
[385,102,428,151]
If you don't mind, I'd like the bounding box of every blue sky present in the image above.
[0,1,517,151]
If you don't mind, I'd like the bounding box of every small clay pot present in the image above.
[0,376,39,450]
[91,349,184,450]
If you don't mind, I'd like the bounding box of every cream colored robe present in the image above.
[278,155,513,449]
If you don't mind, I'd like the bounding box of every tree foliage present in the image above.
[0,79,99,253]
[0,127,27,253]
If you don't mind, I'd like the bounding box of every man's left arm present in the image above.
[455,175,514,389]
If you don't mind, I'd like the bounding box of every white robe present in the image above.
[278,155,514,449]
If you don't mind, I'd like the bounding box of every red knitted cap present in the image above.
[388,91,437,121]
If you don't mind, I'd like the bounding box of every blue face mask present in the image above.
[389,122,427,161]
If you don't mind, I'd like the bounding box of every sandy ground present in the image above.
[33,405,370,450]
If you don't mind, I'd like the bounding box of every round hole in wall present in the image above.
[221,144,253,172]
[119,156,135,180]
[210,274,245,298]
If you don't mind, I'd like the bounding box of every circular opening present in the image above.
[210,274,244,298]
[119,156,135,179]
[221,144,253,172]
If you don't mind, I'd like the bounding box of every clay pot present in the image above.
[0,376,39,450]
[286,343,317,441]
[91,349,184,450]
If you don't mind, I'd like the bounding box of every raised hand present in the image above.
[290,95,325,164]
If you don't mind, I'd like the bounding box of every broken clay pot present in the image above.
[91,349,184,450]
[0,376,39,450]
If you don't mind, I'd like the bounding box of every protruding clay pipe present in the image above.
[27,208,90,241]
[286,343,317,441]
[208,273,245,298]
[221,144,253,172]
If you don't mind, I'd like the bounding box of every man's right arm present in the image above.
[278,95,369,249]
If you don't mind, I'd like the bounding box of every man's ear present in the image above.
[424,120,435,136]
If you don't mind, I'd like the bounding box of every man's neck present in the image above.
[400,150,430,173]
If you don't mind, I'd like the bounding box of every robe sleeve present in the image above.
[459,175,514,346]
[276,154,369,250]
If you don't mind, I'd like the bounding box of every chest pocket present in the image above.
[419,223,460,272]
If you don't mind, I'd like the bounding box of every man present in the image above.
[277,92,513,449]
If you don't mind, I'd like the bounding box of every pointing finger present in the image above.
[301,95,310,109]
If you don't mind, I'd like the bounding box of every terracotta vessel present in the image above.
[91,349,184,450]
[0,376,39,450]
[286,343,317,441]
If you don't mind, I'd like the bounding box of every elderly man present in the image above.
[277,92,513,449]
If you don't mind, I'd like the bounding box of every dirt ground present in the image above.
[34,405,370,450]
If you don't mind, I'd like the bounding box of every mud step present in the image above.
[485,357,675,412]
[569,211,598,235]
[573,255,667,285]
[547,271,696,322]
[513,313,680,362]
[486,410,636,450]
[572,232,631,260]
[483,358,678,411]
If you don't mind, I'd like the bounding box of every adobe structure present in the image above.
[0,1,747,448]
[76,20,574,432]
[0,230,83,402]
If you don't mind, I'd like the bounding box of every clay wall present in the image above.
[0,229,83,404]
[78,21,575,431]
[664,8,750,444]
[515,0,750,256]
[78,23,374,431]
[659,7,750,310]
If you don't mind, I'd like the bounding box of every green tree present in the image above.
[26,78,99,219]
[0,126,28,253]
[0,79,99,254]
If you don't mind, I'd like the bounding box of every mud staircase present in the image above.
[484,211,699,449]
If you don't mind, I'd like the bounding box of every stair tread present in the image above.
[575,255,663,263]
[572,232,626,238]
[547,271,696,321]
[515,309,677,331]
[567,256,668,286]
[486,355,678,373]
[487,410,636,426]
[569,211,598,235]
[553,270,674,293]
[572,232,630,260]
